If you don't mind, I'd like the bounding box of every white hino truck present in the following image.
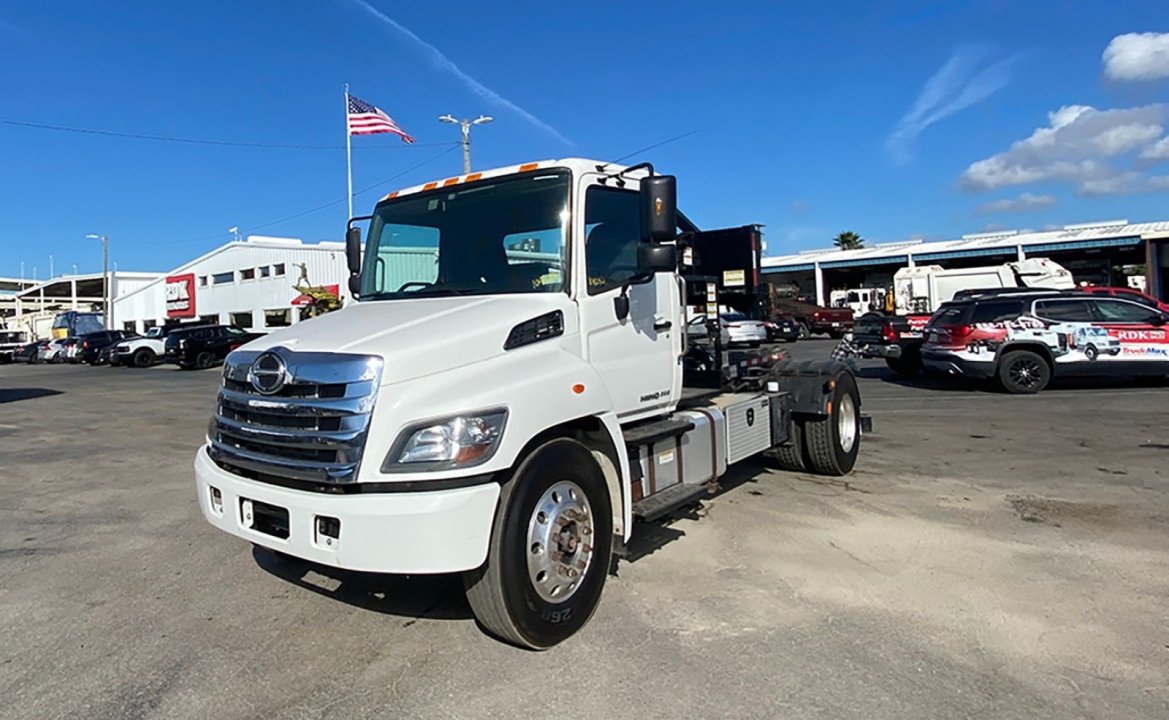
[194,158,866,648]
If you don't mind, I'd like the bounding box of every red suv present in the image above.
[1081,286,1169,313]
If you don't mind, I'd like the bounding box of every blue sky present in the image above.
[1,0,1167,278]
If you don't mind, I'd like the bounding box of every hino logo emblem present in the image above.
[249,352,288,395]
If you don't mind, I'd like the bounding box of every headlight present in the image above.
[383,409,508,472]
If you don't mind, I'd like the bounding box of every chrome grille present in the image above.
[208,348,383,485]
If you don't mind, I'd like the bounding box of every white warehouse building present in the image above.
[114,236,353,334]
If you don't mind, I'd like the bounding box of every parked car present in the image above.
[77,330,137,365]
[111,326,175,368]
[164,325,261,370]
[97,344,118,366]
[14,340,48,364]
[686,315,732,347]
[763,315,800,343]
[921,291,1169,393]
[771,297,853,338]
[720,311,768,346]
[38,338,68,363]
[1080,285,1169,313]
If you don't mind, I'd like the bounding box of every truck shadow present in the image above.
[252,547,473,623]
[0,388,64,403]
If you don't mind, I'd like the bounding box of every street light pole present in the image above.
[86,234,109,328]
[438,114,493,174]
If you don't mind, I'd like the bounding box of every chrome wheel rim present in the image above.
[526,480,594,604]
[838,393,858,454]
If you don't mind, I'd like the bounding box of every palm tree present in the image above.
[833,231,865,250]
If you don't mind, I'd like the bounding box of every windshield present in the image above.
[360,171,571,300]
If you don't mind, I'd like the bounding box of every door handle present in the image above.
[654,319,673,331]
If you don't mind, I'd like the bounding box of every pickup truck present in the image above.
[772,298,853,339]
[111,326,171,368]
[851,312,930,375]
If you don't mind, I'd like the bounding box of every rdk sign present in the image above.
[165,273,197,318]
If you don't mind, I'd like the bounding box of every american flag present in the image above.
[347,95,415,142]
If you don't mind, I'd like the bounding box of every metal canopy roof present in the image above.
[762,220,1169,273]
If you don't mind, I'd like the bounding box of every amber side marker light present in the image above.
[572,384,585,394]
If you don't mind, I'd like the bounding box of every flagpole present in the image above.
[344,83,353,220]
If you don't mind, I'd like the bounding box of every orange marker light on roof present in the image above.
[519,162,538,172]
[442,177,459,187]
[423,181,438,191]
[465,172,482,182]
[388,191,399,199]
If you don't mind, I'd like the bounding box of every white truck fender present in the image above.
[593,411,633,543]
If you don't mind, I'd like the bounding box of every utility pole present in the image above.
[86,234,109,328]
[438,114,493,174]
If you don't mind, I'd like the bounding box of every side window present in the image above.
[1116,290,1157,308]
[1034,300,1094,322]
[584,186,642,295]
[969,300,1023,324]
[1091,299,1161,323]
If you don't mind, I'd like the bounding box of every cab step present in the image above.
[622,417,695,447]
[632,482,710,522]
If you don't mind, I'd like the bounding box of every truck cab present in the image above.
[194,158,863,648]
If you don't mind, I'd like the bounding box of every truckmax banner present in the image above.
[165,273,197,318]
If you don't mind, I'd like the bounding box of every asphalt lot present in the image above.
[1,341,1167,720]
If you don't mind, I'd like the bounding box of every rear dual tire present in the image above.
[768,371,862,476]
[463,438,613,650]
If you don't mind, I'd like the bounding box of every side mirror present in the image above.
[1152,313,1167,326]
[345,226,362,274]
[348,275,362,298]
[637,243,677,274]
[639,174,677,243]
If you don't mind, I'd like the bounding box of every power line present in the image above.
[162,144,459,245]
[610,129,698,165]
[0,118,456,150]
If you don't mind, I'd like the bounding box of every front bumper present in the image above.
[921,349,996,380]
[194,447,500,574]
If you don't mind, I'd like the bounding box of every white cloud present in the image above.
[1103,32,1169,81]
[959,104,1169,194]
[977,192,1059,214]
[1141,136,1169,160]
[349,0,570,145]
[886,47,1015,163]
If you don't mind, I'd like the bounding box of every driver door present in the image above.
[578,177,681,421]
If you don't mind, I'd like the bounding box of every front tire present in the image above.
[1083,344,1098,361]
[998,350,1050,394]
[463,438,613,650]
[133,348,154,368]
[801,371,861,475]
[195,351,215,369]
[797,323,811,340]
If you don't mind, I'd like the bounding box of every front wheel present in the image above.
[464,438,613,650]
[195,351,215,370]
[133,348,154,368]
[998,350,1050,394]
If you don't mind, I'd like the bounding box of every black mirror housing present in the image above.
[348,275,362,298]
[638,242,677,274]
[345,226,362,274]
[640,174,677,243]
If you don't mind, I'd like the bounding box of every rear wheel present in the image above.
[797,323,811,340]
[998,350,1050,394]
[195,351,215,370]
[802,372,861,475]
[766,419,807,472]
[464,438,612,650]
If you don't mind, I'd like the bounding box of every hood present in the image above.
[242,294,573,385]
